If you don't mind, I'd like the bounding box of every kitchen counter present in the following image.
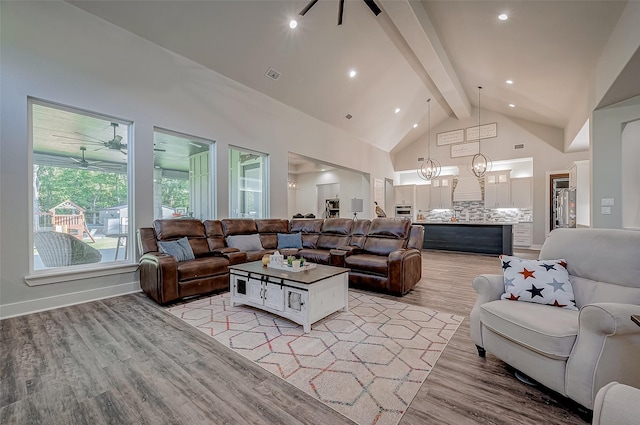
[414,222,513,255]
[414,221,518,226]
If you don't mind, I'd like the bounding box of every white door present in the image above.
[284,287,308,321]
[247,277,265,305]
[264,281,285,311]
[232,274,250,301]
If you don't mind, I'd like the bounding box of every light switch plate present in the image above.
[601,206,611,215]
[601,198,615,206]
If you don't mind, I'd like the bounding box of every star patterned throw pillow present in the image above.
[500,255,577,310]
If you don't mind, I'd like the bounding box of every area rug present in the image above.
[167,292,463,425]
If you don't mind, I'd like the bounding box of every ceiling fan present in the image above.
[70,147,104,170]
[240,153,260,163]
[55,122,127,155]
[299,0,381,25]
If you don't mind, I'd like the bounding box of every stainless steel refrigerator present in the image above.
[554,188,576,229]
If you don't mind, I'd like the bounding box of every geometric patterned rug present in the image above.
[167,291,464,425]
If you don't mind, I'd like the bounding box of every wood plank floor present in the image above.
[0,250,588,425]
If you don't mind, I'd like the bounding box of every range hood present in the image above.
[453,170,483,202]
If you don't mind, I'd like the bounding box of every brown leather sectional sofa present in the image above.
[137,217,424,304]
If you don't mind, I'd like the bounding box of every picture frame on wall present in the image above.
[450,142,479,158]
[436,129,465,146]
[465,122,497,141]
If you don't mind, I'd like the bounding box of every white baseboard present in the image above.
[0,281,141,320]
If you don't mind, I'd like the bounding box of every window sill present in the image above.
[25,262,139,286]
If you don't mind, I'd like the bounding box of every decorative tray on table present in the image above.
[267,262,317,272]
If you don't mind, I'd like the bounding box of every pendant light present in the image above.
[417,98,441,181]
[470,86,491,178]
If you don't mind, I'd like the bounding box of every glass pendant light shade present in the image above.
[418,157,441,180]
[417,98,441,181]
[471,153,489,178]
[470,86,491,178]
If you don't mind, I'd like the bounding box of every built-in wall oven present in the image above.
[395,205,413,219]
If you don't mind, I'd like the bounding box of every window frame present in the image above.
[228,146,270,219]
[26,97,136,285]
[152,127,217,221]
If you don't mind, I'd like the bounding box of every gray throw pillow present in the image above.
[277,232,302,249]
[226,234,263,251]
[158,236,195,262]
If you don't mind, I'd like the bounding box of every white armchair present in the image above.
[470,228,640,410]
[592,382,640,425]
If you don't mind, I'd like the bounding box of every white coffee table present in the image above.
[229,261,349,333]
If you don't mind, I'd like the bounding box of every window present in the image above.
[153,128,215,220]
[229,147,268,218]
[30,99,132,271]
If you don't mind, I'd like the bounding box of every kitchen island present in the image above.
[414,221,515,256]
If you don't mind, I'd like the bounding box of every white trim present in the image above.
[0,281,141,320]
[545,169,569,239]
[25,263,139,286]
[28,97,135,276]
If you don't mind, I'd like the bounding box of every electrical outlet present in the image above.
[601,206,611,215]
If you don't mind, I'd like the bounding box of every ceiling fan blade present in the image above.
[69,157,82,164]
[338,0,344,25]
[54,135,101,144]
[299,0,318,16]
[363,0,381,16]
[74,131,106,143]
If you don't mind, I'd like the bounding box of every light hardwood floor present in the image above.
[1,251,588,424]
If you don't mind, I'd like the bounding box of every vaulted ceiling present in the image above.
[67,0,629,155]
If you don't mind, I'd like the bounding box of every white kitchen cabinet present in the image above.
[394,184,415,205]
[484,171,511,208]
[513,223,532,247]
[429,177,452,209]
[415,185,430,215]
[510,177,533,209]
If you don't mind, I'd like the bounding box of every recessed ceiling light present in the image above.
[498,13,508,21]
[349,70,357,78]
[509,103,515,108]
[394,108,401,114]
[413,123,418,128]
[289,19,298,29]
[506,79,514,85]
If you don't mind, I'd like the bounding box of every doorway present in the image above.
[549,173,569,232]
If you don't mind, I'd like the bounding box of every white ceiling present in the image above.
[67,0,628,156]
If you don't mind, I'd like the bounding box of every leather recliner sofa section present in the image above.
[137,217,423,304]
[138,219,230,305]
[332,218,423,295]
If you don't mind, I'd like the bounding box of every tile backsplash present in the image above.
[417,200,532,222]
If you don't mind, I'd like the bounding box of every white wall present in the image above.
[622,119,640,229]
[564,1,640,151]
[0,1,394,316]
[592,96,640,229]
[293,169,371,219]
[393,109,589,245]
